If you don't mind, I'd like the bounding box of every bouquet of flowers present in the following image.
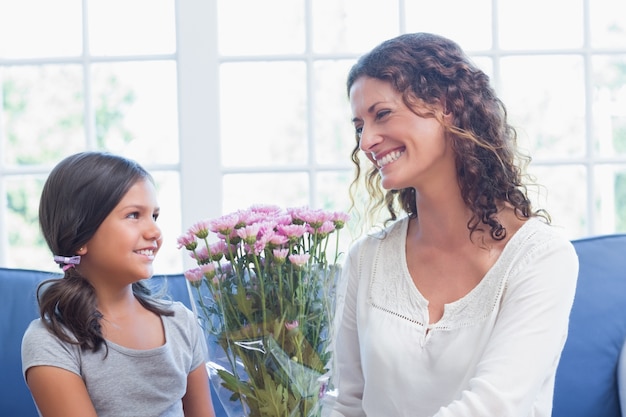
[178,204,349,417]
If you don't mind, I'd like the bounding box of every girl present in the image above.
[22,152,215,417]
[330,33,579,416]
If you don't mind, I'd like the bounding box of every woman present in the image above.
[330,33,578,417]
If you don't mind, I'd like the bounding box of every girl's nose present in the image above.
[146,220,162,242]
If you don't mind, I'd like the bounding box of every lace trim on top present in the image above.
[368,217,542,332]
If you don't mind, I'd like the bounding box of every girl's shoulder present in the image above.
[23,317,75,345]
[158,301,197,329]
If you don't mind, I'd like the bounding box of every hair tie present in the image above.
[53,255,81,271]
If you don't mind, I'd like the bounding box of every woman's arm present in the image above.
[329,238,369,417]
[182,363,216,417]
[26,365,98,417]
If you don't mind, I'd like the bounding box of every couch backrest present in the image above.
[553,234,626,417]
[3,234,625,416]
[0,268,192,417]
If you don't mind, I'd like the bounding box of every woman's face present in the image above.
[349,76,455,191]
[78,178,162,286]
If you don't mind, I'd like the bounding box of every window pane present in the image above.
[316,171,352,213]
[222,173,309,214]
[151,171,183,274]
[593,55,626,157]
[499,0,584,49]
[499,56,586,159]
[0,0,82,58]
[88,0,176,55]
[589,0,626,48]
[316,170,354,258]
[91,61,179,165]
[405,0,492,51]
[313,60,355,165]
[220,62,307,167]
[594,165,626,234]
[312,0,399,54]
[1,65,85,166]
[4,175,50,271]
[3,172,183,273]
[469,56,494,82]
[218,0,305,55]
[528,165,587,239]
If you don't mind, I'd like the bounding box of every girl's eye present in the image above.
[127,212,139,219]
[153,213,159,221]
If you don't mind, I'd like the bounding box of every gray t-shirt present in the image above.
[21,301,207,417]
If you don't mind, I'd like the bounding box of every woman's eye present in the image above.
[355,126,363,138]
[153,213,159,221]
[376,110,390,120]
[127,212,139,219]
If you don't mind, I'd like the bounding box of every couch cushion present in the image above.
[553,234,626,417]
[0,268,58,417]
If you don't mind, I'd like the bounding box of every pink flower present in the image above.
[208,241,228,261]
[256,221,278,235]
[189,219,211,239]
[259,229,288,249]
[237,223,261,245]
[277,224,307,241]
[274,214,294,226]
[316,220,336,237]
[269,234,289,246]
[218,261,234,277]
[200,263,216,280]
[332,211,350,229]
[273,248,289,264]
[289,207,331,229]
[249,204,282,216]
[176,231,197,250]
[218,229,241,245]
[250,240,266,255]
[238,209,266,226]
[285,320,299,331]
[210,213,240,235]
[184,267,204,287]
[289,253,310,268]
[190,245,211,264]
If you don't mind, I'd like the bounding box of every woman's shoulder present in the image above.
[505,217,578,266]
[356,216,408,245]
[517,217,574,248]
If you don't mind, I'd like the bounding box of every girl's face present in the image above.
[349,76,455,191]
[79,178,162,285]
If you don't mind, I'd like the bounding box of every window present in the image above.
[1,0,625,273]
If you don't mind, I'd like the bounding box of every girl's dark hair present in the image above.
[37,151,173,352]
[347,32,548,240]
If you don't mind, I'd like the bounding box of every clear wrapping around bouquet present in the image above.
[180,205,349,416]
[190,263,341,417]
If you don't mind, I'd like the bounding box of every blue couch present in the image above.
[1,234,625,416]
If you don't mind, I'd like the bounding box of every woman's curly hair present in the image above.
[347,32,548,240]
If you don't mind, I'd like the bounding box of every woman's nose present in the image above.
[358,125,382,153]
